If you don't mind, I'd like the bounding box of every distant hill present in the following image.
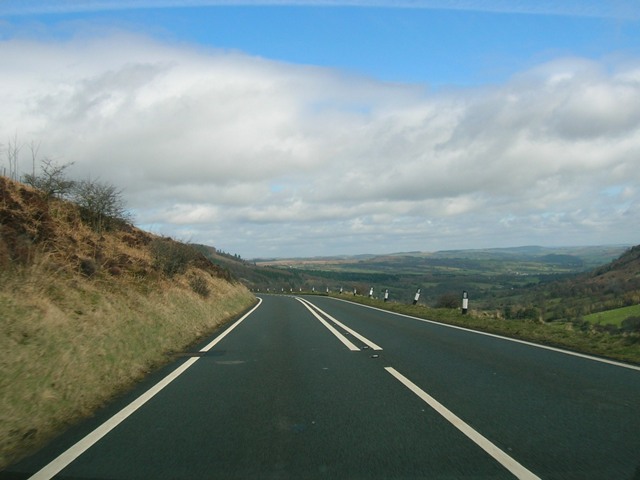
[540,244,640,320]
[195,244,308,290]
[407,245,627,268]
[257,245,628,271]
[591,244,640,280]
[242,244,631,307]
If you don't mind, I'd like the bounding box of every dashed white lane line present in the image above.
[385,367,541,480]
[297,297,383,351]
[28,298,263,480]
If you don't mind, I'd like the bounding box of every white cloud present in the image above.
[1,33,639,257]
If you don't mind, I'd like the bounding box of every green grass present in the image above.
[584,305,640,326]
[0,263,256,470]
[330,294,640,366]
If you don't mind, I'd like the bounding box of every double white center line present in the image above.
[296,297,383,351]
[297,296,540,480]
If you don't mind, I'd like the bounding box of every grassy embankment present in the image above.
[0,177,255,469]
[333,294,640,365]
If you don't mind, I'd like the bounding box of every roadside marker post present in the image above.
[462,290,469,314]
[369,287,374,298]
[384,289,389,302]
[413,288,421,305]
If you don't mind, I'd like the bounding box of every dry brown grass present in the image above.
[0,177,256,468]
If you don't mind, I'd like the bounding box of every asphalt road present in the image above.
[3,294,640,479]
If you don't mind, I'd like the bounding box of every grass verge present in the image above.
[0,260,255,470]
[332,294,640,366]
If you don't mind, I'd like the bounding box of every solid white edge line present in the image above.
[330,297,640,372]
[28,298,263,480]
[298,297,383,350]
[199,297,262,352]
[296,297,360,351]
[28,358,198,480]
[385,367,541,480]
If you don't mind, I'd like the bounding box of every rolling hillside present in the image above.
[251,245,630,307]
[0,176,255,468]
[536,244,640,321]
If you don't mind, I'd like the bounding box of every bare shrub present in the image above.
[189,274,210,298]
[72,179,131,232]
[150,238,200,277]
[435,292,459,309]
[23,159,75,199]
[621,316,640,333]
[79,258,97,278]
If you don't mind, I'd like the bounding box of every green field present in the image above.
[584,305,640,326]
[246,246,629,307]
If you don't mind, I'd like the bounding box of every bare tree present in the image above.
[5,133,23,181]
[23,158,76,198]
[29,140,41,179]
[73,178,132,232]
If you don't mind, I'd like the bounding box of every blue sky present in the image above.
[5,2,640,85]
[1,1,640,257]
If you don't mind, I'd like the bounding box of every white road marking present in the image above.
[296,297,360,351]
[332,297,640,372]
[199,298,263,352]
[385,367,541,480]
[28,298,263,480]
[297,297,383,350]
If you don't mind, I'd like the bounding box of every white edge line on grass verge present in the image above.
[295,297,360,351]
[297,297,383,350]
[28,298,263,480]
[385,367,541,480]
[330,297,640,372]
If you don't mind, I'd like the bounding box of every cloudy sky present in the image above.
[1,1,639,258]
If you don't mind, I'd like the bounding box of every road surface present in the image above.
[3,294,640,479]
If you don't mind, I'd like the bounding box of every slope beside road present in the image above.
[3,295,639,479]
